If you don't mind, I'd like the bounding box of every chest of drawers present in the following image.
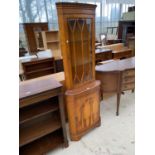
[121,69,135,91]
[95,48,112,64]
[112,49,132,59]
[96,57,135,115]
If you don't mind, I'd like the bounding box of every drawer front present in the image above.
[122,82,135,91]
[113,50,132,59]
[122,76,135,84]
[96,53,103,60]
[95,55,103,64]
[104,53,112,60]
[122,69,135,78]
[96,53,112,61]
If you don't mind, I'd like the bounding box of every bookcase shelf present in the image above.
[20,113,61,147]
[20,129,64,155]
[22,58,56,80]
[25,67,55,74]
[19,77,68,154]
[42,30,61,58]
[20,97,59,124]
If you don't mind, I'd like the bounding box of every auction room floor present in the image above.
[48,91,135,155]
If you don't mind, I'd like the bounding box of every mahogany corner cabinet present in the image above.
[56,2,101,141]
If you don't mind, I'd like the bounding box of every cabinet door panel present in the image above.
[74,91,100,134]
[67,18,93,85]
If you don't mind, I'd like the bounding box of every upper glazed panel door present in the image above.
[67,18,93,86]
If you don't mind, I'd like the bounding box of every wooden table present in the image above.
[19,72,65,85]
[19,76,68,154]
[95,57,135,115]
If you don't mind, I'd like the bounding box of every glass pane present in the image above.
[67,18,93,85]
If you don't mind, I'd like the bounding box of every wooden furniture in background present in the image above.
[55,57,64,72]
[106,39,122,45]
[95,48,112,64]
[23,23,48,53]
[118,20,135,45]
[22,57,56,80]
[97,43,132,60]
[42,30,61,58]
[19,48,28,57]
[128,6,135,12]
[107,26,118,35]
[96,57,135,116]
[56,2,101,141]
[19,60,25,81]
[112,48,132,59]
[127,36,135,56]
[106,26,123,45]
[19,77,68,154]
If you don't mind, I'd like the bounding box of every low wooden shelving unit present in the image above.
[22,57,56,80]
[19,77,68,155]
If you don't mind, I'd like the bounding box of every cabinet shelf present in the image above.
[20,114,61,147]
[42,30,61,57]
[20,129,63,155]
[25,67,55,75]
[20,98,59,124]
[22,57,56,80]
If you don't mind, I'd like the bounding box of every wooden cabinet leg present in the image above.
[116,93,121,116]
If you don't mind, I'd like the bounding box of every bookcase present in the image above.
[22,23,48,53]
[19,77,68,154]
[22,57,56,80]
[42,30,61,58]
